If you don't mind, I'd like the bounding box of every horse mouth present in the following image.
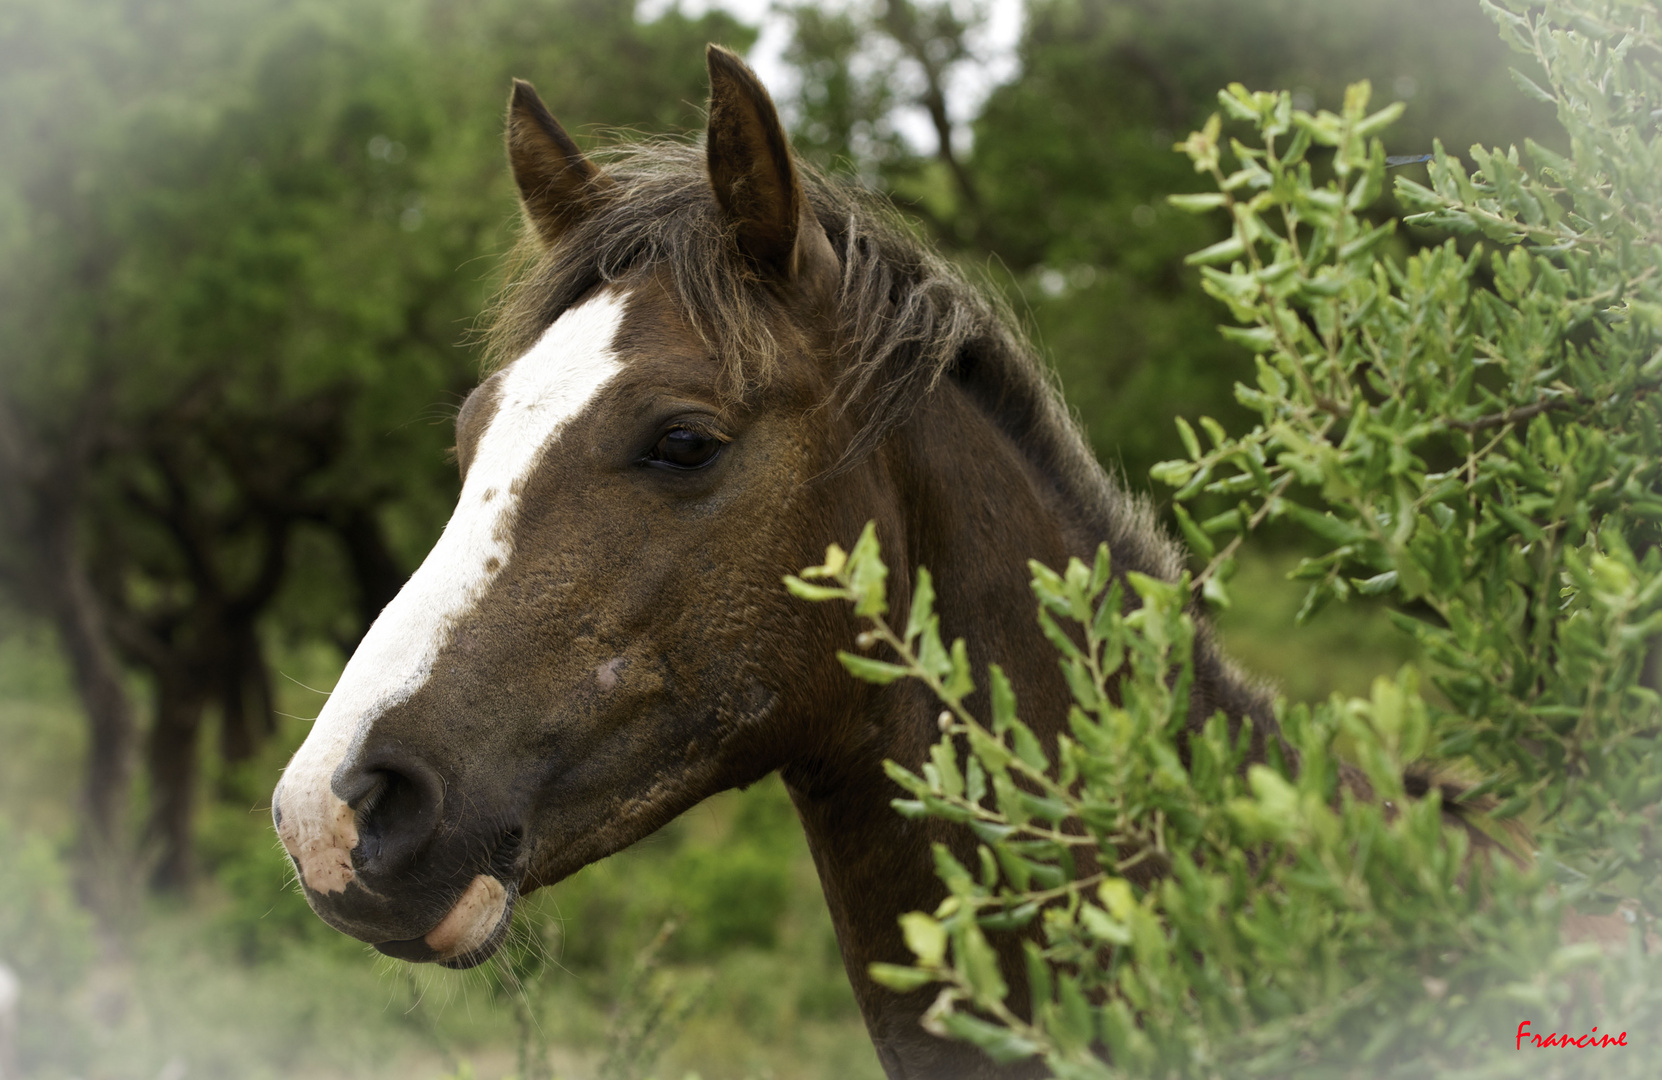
[373,874,518,969]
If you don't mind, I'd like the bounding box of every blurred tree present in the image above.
[0,0,1563,899]
[782,4,907,182]
[0,0,755,892]
[779,0,1557,484]
[0,0,267,894]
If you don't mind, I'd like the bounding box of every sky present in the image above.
[636,0,1027,151]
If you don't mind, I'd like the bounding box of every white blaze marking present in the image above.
[277,289,630,894]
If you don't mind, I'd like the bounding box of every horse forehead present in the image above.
[607,274,725,374]
[611,273,831,406]
[488,281,708,413]
[489,289,635,420]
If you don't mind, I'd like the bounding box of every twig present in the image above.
[1441,395,1570,433]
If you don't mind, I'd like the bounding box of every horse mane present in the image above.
[481,139,1183,582]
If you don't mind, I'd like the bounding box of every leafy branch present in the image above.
[784,2,1662,1076]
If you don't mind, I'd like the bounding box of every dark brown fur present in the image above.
[482,51,1279,1078]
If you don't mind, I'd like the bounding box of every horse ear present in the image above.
[506,78,612,247]
[704,45,837,291]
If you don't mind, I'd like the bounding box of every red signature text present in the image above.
[1517,1021,1628,1049]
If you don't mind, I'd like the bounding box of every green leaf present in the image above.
[1219,325,1278,352]
[933,845,977,895]
[1176,416,1202,460]
[1173,504,1217,561]
[936,1013,1039,1064]
[868,962,937,991]
[1055,973,1095,1054]
[1338,218,1396,260]
[905,566,936,647]
[988,664,1019,735]
[917,621,953,682]
[1217,84,1260,122]
[995,847,1033,892]
[847,521,889,617]
[1150,459,1198,489]
[1491,503,1545,543]
[930,740,965,798]
[783,575,848,603]
[943,638,976,703]
[1353,100,1405,138]
[1036,607,1084,661]
[1509,68,1555,105]
[1167,192,1228,212]
[837,651,910,684]
[1089,543,1112,595]
[1282,502,1369,546]
[1079,904,1133,945]
[1185,235,1247,266]
[1011,720,1050,772]
[958,922,1008,1006]
[1352,570,1398,596]
[899,912,947,967]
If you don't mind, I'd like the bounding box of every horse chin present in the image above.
[372,874,518,969]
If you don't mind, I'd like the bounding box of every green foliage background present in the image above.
[798,2,1661,1076]
[1,0,1638,1078]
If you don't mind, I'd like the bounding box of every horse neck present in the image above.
[782,375,1086,1079]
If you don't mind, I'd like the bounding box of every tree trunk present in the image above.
[218,624,273,765]
[337,507,408,636]
[38,503,138,910]
[146,673,205,893]
[2,396,140,913]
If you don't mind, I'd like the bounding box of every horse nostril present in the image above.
[337,755,445,876]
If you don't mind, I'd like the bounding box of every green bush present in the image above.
[669,844,791,957]
[789,1,1662,1076]
[0,819,93,991]
[0,816,96,1073]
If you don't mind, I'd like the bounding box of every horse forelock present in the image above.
[480,138,1185,583]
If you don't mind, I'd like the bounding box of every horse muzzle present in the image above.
[272,746,524,968]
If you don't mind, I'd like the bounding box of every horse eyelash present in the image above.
[665,420,732,443]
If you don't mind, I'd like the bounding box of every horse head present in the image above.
[272,46,874,966]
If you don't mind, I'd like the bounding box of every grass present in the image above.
[0,618,85,841]
[0,544,1422,1079]
[1213,546,1422,704]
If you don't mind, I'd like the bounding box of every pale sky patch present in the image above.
[638,0,1026,154]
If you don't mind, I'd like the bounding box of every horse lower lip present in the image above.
[372,874,516,967]
[437,928,507,969]
[373,936,441,963]
[372,910,513,968]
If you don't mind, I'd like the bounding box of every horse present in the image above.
[272,45,1279,1080]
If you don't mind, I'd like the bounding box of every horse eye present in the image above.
[650,426,724,470]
